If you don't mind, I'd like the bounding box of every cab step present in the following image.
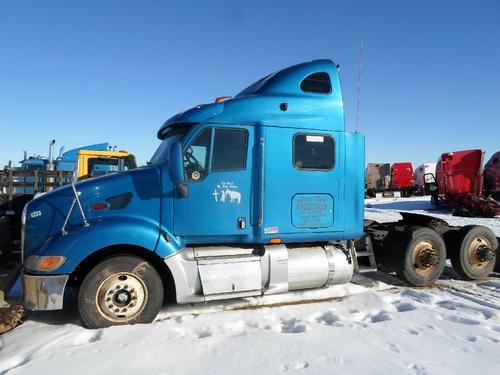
[352,236,378,273]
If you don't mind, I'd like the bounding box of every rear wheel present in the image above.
[78,255,164,329]
[450,225,498,280]
[396,227,446,286]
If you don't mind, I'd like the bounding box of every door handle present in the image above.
[237,217,246,230]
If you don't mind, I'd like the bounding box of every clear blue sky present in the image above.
[1,0,499,168]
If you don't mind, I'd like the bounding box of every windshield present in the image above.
[149,125,191,165]
[87,157,134,177]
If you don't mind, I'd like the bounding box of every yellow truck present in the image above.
[76,149,137,179]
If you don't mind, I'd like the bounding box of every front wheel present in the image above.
[396,227,447,287]
[78,255,164,329]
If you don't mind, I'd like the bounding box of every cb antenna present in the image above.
[355,40,364,133]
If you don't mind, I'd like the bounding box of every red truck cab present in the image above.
[435,150,483,198]
[390,162,414,195]
[433,149,499,217]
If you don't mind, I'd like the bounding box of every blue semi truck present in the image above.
[20,60,498,328]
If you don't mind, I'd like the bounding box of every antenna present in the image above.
[355,41,364,133]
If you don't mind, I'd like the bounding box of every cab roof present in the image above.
[158,59,345,139]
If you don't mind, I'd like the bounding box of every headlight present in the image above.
[24,255,66,272]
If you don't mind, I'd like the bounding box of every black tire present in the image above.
[496,237,500,273]
[78,255,164,329]
[450,225,498,280]
[496,250,500,273]
[396,227,446,287]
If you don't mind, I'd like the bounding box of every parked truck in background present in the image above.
[428,149,500,217]
[365,163,391,197]
[484,151,500,202]
[13,141,136,188]
[19,60,499,328]
[390,162,414,196]
[414,163,436,195]
[365,162,415,197]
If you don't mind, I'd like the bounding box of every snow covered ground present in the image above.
[0,197,499,375]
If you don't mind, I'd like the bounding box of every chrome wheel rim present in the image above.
[467,237,492,270]
[96,272,148,322]
[412,240,439,275]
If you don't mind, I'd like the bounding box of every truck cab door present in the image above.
[173,125,253,241]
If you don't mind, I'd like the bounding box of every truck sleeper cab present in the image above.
[390,162,414,196]
[20,60,498,328]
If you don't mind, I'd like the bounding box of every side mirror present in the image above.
[170,142,189,198]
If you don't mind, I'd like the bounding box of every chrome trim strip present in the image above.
[20,204,27,265]
[259,137,265,227]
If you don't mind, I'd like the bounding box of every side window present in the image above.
[184,128,211,181]
[300,72,332,94]
[211,128,248,171]
[293,133,335,171]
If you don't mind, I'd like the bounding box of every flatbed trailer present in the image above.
[1,169,73,256]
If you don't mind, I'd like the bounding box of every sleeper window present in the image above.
[293,134,335,170]
[300,72,332,94]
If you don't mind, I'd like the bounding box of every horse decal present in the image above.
[225,189,241,204]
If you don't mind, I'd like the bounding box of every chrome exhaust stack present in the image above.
[47,139,56,171]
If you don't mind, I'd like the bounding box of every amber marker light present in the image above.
[214,96,232,103]
[25,255,66,272]
[38,256,66,271]
[269,238,282,244]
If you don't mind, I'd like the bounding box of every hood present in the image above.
[23,166,162,257]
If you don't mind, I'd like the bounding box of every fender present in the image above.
[30,215,163,274]
[155,227,185,258]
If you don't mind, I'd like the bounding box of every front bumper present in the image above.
[23,272,69,310]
